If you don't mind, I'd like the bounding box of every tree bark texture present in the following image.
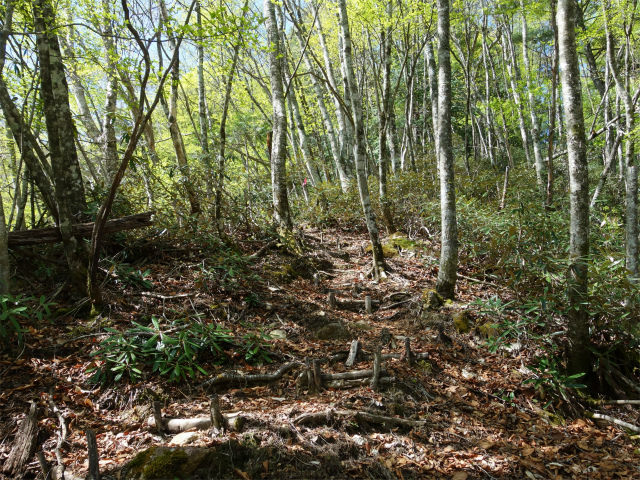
[435,0,458,299]
[337,0,384,277]
[264,0,293,231]
[34,0,88,297]
[557,0,591,376]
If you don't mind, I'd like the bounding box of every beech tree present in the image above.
[557,0,590,376]
[264,0,293,232]
[435,0,457,299]
[337,0,385,278]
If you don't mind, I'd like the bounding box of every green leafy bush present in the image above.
[89,317,232,384]
[0,295,53,350]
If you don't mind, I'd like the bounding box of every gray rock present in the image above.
[170,431,201,446]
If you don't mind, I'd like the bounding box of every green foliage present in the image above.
[240,326,273,365]
[524,356,586,394]
[88,316,232,384]
[0,295,54,350]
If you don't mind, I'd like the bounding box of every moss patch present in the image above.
[422,289,444,309]
[388,233,422,251]
[477,322,499,338]
[453,312,472,334]
[142,449,189,479]
[365,243,399,257]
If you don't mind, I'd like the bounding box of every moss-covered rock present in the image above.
[315,322,351,341]
[365,242,399,257]
[422,289,444,309]
[124,447,208,479]
[452,311,472,334]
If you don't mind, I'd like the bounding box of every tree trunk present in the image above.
[291,9,350,190]
[604,4,637,281]
[338,0,385,278]
[521,3,546,195]
[159,0,200,216]
[435,0,458,299]
[282,39,322,187]
[100,0,118,181]
[264,0,293,232]
[216,10,245,245]
[557,0,590,376]
[34,0,88,298]
[0,188,9,294]
[378,1,395,233]
[426,41,438,159]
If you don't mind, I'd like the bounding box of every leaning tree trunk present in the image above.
[34,0,88,298]
[557,0,591,377]
[0,0,58,219]
[264,0,293,232]
[0,189,9,294]
[435,0,458,300]
[337,0,385,278]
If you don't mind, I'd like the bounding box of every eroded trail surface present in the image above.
[1,228,638,479]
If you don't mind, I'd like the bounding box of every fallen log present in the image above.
[8,211,155,247]
[3,402,39,476]
[147,413,246,433]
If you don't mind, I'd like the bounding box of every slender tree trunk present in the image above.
[426,41,438,159]
[101,0,118,181]
[159,0,200,216]
[61,10,101,144]
[216,19,244,245]
[283,47,321,187]
[388,109,400,173]
[480,16,496,167]
[378,1,395,233]
[264,0,293,232]
[557,0,590,376]
[604,4,637,280]
[435,0,458,299]
[547,0,559,206]
[0,176,8,294]
[337,0,384,278]
[288,5,351,191]
[316,14,353,179]
[521,3,545,195]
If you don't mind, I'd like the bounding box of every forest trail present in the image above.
[0,227,638,479]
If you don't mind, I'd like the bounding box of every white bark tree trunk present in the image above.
[557,0,591,376]
[337,0,384,277]
[264,0,293,231]
[435,0,458,299]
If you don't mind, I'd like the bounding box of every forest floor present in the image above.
[1,226,639,479]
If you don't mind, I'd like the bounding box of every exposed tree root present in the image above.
[198,362,300,389]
